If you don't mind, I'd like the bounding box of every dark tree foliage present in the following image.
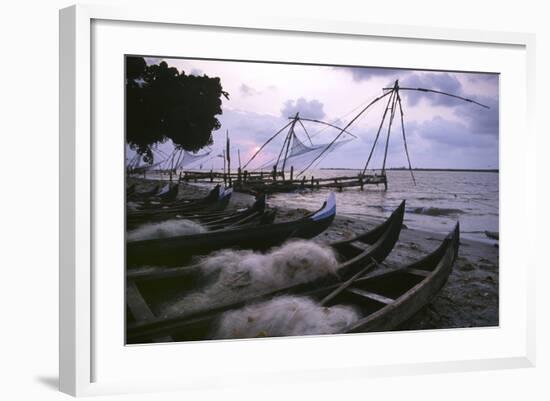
[126,56,229,162]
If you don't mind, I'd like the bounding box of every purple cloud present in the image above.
[218,109,286,145]
[399,73,463,107]
[240,83,261,97]
[455,96,499,137]
[341,66,410,82]
[409,117,496,148]
[281,98,326,120]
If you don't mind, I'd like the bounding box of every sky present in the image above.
[143,56,499,171]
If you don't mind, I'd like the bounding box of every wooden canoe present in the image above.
[126,193,339,267]
[133,184,221,211]
[155,183,179,201]
[127,186,232,225]
[127,184,160,201]
[342,223,459,333]
[126,200,405,343]
[126,183,136,196]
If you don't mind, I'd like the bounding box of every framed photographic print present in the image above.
[59,3,536,397]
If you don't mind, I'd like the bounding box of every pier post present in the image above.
[311,176,314,189]
[272,166,277,181]
[210,169,213,182]
[359,177,364,190]
[290,166,294,182]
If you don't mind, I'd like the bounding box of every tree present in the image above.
[126,56,229,163]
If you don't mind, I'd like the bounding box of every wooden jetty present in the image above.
[180,113,387,193]
[180,165,387,194]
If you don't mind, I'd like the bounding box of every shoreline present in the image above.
[321,167,499,173]
[128,178,499,331]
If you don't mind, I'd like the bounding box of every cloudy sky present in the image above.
[144,56,499,170]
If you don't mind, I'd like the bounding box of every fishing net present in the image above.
[255,132,354,172]
[126,142,211,172]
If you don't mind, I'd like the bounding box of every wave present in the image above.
[408,206,464,217]
[415,197,448,201]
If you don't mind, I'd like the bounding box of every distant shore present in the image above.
[128,178,499,331]
[321,167,499,173]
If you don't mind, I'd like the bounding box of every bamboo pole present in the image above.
[222,149,226,186]
[281,113,299,179]
[362,87,396,175]
[297,119,314,145]
[226,130,231,186]
[243,120,294,169]
[381,83,399,174]
[396,90,416,185]
[298,90,393,176]
[319,261,376,306]
[385,86,490,109]
[292,117,358,139]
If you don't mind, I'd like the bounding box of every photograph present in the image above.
[124,55,499,344]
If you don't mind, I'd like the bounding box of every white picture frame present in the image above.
[59,4,536,397]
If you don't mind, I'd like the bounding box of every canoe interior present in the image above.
[128,270,428,344]
[127,223,458,344]
[125,201,406,343]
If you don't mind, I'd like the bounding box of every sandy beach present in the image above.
[128,178,499,331]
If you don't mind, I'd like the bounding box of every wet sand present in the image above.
[128,178,499,330]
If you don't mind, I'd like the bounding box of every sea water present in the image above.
[146,168,498,242]
[265,169,498,243]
